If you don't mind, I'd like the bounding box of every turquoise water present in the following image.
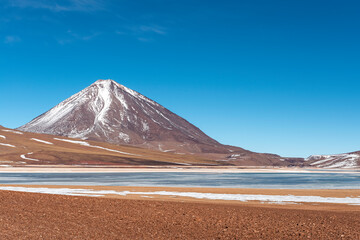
[0,172,359,189]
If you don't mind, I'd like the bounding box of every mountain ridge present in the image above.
[305,152,360,168]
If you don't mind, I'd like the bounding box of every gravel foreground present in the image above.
[0,191,359,240]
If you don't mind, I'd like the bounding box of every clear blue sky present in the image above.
[1,0,359,157]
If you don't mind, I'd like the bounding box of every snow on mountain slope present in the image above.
[0,143,16,148]
[17,79,227,154]
[305,152,360,168]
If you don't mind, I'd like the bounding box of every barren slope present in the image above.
[0,126,216,166]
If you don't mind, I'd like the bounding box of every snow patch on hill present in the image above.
[20,153,39,161]
[31,138,53,145]
[54,138,90,146]
[2,129,23,135]
[54,138,139,156]
[0,143,15,148]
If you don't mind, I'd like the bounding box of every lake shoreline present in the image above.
[0,165,359,173]
[1,185,359,210]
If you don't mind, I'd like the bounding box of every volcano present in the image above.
[18,79,295,166]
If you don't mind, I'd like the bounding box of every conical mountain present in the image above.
[18,79,232,154]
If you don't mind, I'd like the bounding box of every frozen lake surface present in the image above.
[0,172,359,189]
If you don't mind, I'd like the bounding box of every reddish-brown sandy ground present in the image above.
[0,189,359,239]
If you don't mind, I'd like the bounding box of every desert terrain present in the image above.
[0,186,359,239]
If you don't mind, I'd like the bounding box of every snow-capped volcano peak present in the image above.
[94,79,114,83]
[18,79,223,152]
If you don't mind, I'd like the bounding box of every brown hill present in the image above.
[0,126,299,167]
[0,127,215,166]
